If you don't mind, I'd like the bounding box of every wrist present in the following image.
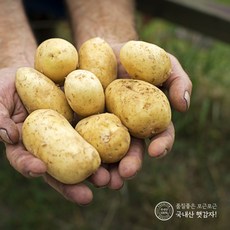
[66,0,138,49]
[1,43,37,69]
[0,0,37,68]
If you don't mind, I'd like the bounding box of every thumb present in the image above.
[165,54,192,112]
[0,104,19,144]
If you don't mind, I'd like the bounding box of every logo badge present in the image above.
[154,201,174,221]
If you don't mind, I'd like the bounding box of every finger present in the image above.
[0,104,19,144]
[165,54,192,112]
[107,164,124,190]
[43,174,93,205]
[5,142,47,177]
[88,165,110,187]
[118,138,145,179]
[147,122,175,158]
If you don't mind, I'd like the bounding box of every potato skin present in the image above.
[105,79,171,138]
[34,38,78,85]
[22,109,101,184]
[75,113,130,163]
[120,41,172,86]
[79,37,117,89]
[15,67,73,122]
[64,70,105,117]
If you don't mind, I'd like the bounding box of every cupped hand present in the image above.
[0,67,27,144]
[94,42,192,190]
[0,66,97,205]
[0,67,47,175]
[148,53,192,157]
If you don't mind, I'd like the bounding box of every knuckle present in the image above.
[6,149,31,177]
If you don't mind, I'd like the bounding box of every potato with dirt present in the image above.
[75,113,131,163]
[34,38,78,85]
[22,109,101,184]
[79,37,117,89]
[15,67,73,122]
[105,79,171,139]
[119,40,172,86]
[64,69,105,117]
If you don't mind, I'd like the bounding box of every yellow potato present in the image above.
[105,79,171,138]
[75,113,130,163]
[64,70,105,117]
[79,37,117,89]
[22,109,101,184]
[34,38,78,85]
[16,67,73,122]
[119,40,172,86]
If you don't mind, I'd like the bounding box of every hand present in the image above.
[0,67,46,173]
[147,54,192,157]
[0,66,96,205]
[94,42,192,190]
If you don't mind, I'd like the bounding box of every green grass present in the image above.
[215,0,230,5]
[0,17,230,230]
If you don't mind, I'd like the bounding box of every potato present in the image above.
[16,67,73,122]
[105,79,171,138]
[64,70,105,117]
[22,109,101,184]
[79,37,117,89]
[119,40,172,86]
[75,113,131,163]
[34,38,78,85]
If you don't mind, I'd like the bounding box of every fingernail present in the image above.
[125,172,137,180]
[29,172,44,178]
[184,91,190,111]
[0,128,13,144]
[155,149,168,159]
[78,202,93,207]
[95,185,108,189]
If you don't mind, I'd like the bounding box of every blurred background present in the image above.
[0,0,229,229]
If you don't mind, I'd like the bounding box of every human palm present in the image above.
[0,67,47,176]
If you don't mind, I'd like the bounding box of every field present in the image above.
[0,13,230,230]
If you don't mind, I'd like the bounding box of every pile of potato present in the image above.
[15,37,172,184]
